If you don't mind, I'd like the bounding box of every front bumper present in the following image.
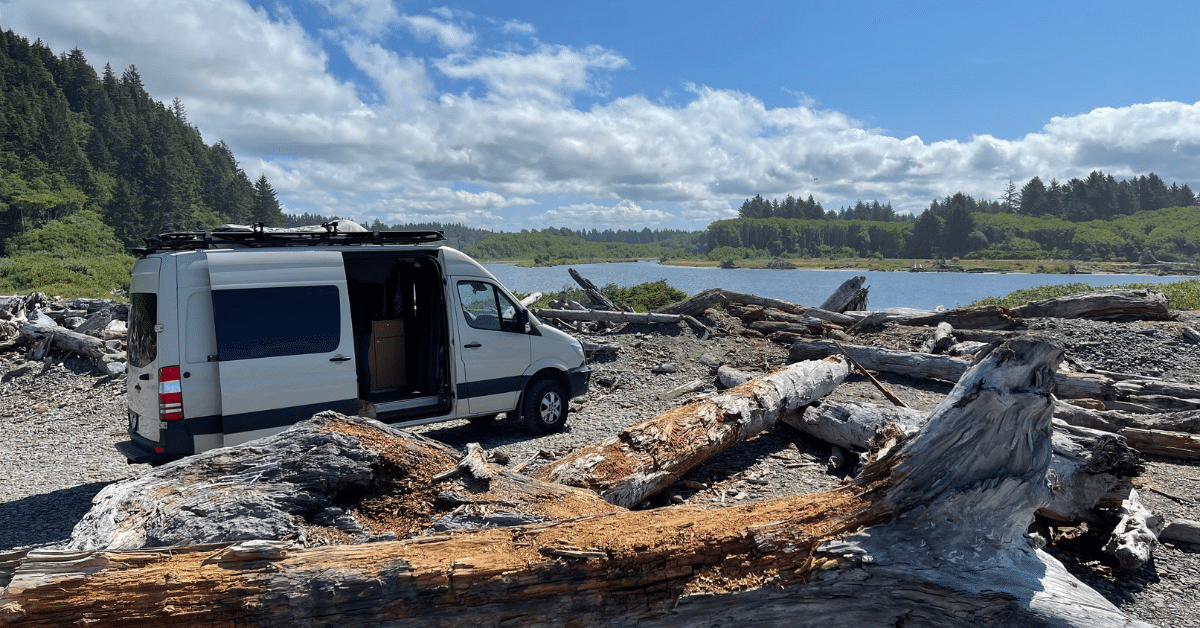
[567,364,593,399]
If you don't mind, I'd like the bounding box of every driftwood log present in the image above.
[1011,289,1173,321]
[819,275,868,313]
[721,289,856,325]
[784,399,1139,524]
[67,413,620,551]
[568,268,616,310]
[16,310,105,358]
[0,338,1154,627]
[533,308,681,324]
[656,287,725,316]
[789,337,1113,400]
[534,357,851,507]
[517,292,542,308]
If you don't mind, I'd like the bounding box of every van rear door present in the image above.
[205,250,357,444]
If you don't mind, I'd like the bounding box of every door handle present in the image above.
[329,356,352,362]
[464,342,482,349]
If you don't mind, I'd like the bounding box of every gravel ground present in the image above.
[1,307,1198,626]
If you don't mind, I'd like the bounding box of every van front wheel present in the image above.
[523,379,567,434]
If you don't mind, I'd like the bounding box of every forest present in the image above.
[710,174,1200,262]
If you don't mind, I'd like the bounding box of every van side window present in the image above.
[128,292,158,368]
[457,281,518,332]
[212,285,340,361]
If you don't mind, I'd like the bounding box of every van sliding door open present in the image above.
[205,250,357,444]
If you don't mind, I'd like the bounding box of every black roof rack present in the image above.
[133,222,446,255]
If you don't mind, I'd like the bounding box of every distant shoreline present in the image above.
[480,257,1198,276]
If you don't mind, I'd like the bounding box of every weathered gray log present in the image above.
[1012,289,1173,321]
[534,357,851,508]
[1159,519,1200,544]
[898,305,1023,331]
[720,290,857,325]
[569,268,615,310]
[1053,401,1200,434]
[786,400,1138,523]
[655,287,725,316]
[1094,369,1200,400]
[0,338,1154,627]
[1183,326,1200,344]
[432,442,495,482]
[920,321,955,354]
[532,308,681,324]
[1118,427,1200,459]
[819,275,867,313]
[518,292,542,308]
[71,309,112,337]
[16,310,105,358]
[657,378,708,401]
[581,340,620,355]
[67,413,620,551]
[1102,488,1164,569]
[789,338,1113,400]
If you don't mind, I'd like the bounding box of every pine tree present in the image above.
[251,174,283,226]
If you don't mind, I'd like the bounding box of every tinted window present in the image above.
[128,292,158,368]
[212,285,340,361]
[457,281,519,332]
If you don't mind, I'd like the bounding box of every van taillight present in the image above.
[159,365,184,421]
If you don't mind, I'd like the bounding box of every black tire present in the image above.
[523,379,568,434]
[468,414,498,426]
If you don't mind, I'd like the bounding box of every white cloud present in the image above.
[3,0,1198,230]
[401,14,475,50]
[540,200,674,228]
[312,0,400,38]
[501,19,536,36]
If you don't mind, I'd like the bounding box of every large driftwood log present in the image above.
[789,338,1113,400]
[0,338,1154,627]
[16,310,105,358]
[721,289,856,325]
[896,305,1023,330]
[534,358,851,507]
[568,268,616,310]
[67,413,620,551]
[656,287,725,316]
[1012,289,1173,321]
[533,308,682,324]
[819,275,868,313]
[784,400,1138,523]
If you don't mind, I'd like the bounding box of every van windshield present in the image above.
[128,292,158,368]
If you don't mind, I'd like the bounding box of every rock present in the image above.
[651,363,678,374]
[105,361,126,376]
[1159,519,1200,544]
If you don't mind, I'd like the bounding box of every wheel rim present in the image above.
[538,390,563,424]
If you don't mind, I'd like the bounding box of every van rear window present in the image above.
[212,285,340,361]
[128,293,158,368]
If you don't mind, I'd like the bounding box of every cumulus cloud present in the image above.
[401,13,475,50]
[540,200,674,228]
[4,0,1198,230]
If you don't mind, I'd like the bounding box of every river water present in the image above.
[484,261,1194,311]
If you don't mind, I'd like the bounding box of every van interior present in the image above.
[342,251,452,419]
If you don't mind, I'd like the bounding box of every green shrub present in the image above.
[970,278,1200,310]
[602,280,688,312]
[0,209,134,298]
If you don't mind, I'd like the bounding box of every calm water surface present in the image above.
[484,261,1194,311]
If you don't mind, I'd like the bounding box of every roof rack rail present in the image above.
[133,222,446,255]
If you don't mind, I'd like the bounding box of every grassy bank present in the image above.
[969,279,1200,310]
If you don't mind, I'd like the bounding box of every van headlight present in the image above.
[571,339,586,361]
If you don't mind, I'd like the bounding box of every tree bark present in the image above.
[533,358,851,508]
[656,287,725,316]
[0,339,1153,627]
[66,413,621,552]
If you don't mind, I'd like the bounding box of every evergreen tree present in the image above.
[251,174,283,226]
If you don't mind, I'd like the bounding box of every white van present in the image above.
[115,223,591,465]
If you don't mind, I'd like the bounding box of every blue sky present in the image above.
[3,0,1198,231]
